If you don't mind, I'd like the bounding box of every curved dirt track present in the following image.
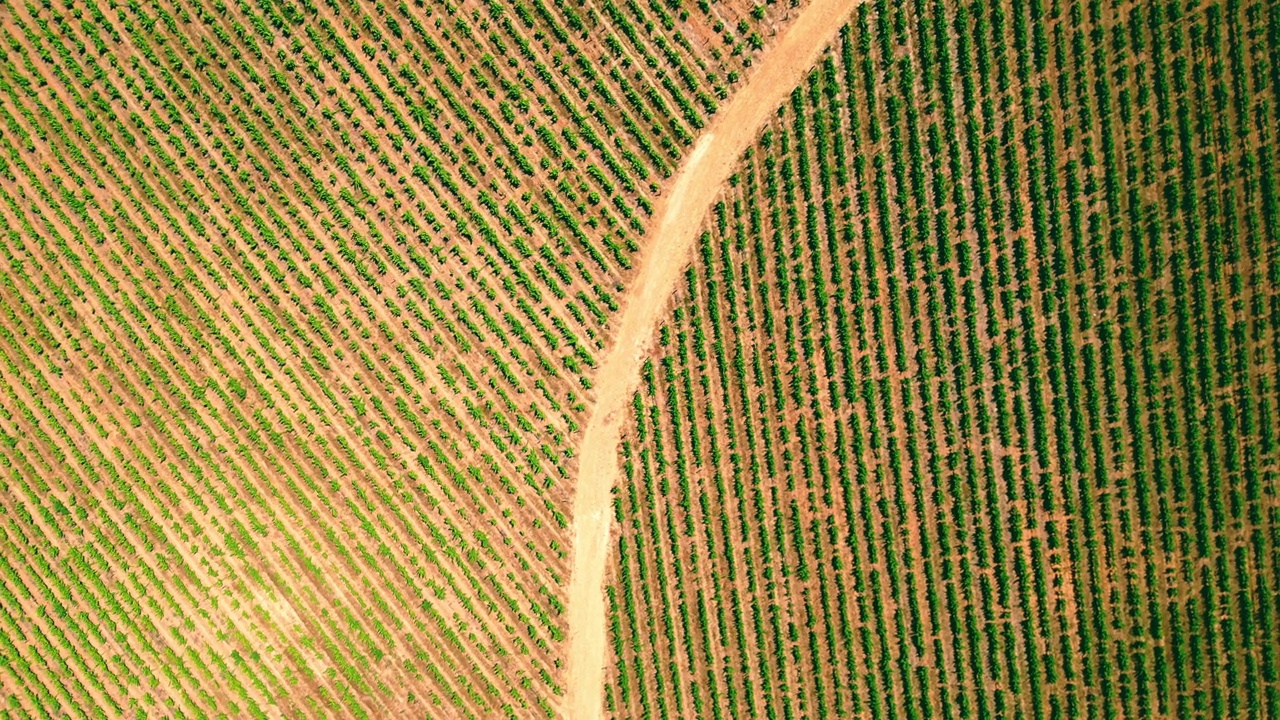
[564,0,863,716]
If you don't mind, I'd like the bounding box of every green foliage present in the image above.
[608,2,1280,719]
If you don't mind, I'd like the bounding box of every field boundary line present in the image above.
[564,0,864,715]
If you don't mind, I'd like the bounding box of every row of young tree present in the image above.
[607,0,1280,718]
[0,0,788,715]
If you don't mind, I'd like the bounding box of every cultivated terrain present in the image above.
[605,1,1280,718]
[1,0,1279,718]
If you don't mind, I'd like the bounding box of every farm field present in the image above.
[3,0,1280,716]
[0,0,793,715]
[606,1,1280,719]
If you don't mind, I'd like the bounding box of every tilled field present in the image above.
[0,0,789,716]
[606,1,1280,718]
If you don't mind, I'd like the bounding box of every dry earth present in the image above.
[564,0,865,716]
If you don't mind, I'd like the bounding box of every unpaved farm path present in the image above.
[565,0,863,715]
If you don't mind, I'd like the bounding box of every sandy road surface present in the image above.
[564,0,864,716]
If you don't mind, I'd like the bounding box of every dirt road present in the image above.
[564,0,863,716]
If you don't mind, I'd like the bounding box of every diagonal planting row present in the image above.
[0,0,795,716]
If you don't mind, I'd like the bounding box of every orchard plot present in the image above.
[0,0,792,716]
[606,1,1280,719]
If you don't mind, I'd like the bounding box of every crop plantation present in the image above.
[2,0,1279,716]
[606,1,1280,719]
[0,0,789,715]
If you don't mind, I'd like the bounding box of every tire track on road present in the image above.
[564,0,864,715]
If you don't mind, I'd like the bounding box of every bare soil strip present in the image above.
[564,0,864,715]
